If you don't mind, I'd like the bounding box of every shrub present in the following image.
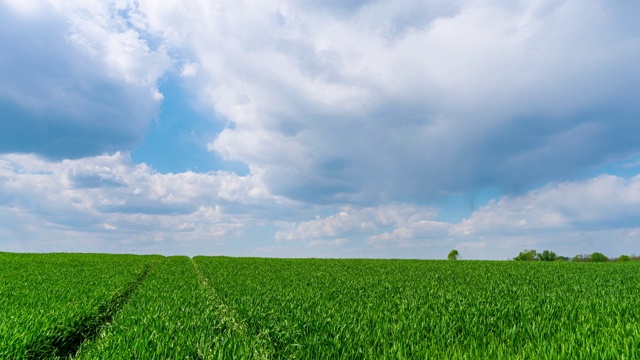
[514,249,537,261]
[536,250,558,262]
[589,252,608,262]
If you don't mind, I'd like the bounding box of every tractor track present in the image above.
[24,261,156,359]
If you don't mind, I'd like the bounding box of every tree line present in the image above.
[513,249,640,262]
[445,249,638,262]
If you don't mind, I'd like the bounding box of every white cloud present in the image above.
[456,241,488,252]
[102,223,117,230]
[122,0,640,204]
[275,203,439,242]
[0,0,170,158]
[455,174,640,236]
[272,173,640,258]
[4,0,639,202]
[1,153,638,258]
[0,153,287,254]
[445,174,640,258]
[2,1,640,259]
[180,62,200,77]
[366,220,451,246]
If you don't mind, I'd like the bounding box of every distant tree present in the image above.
[448,249,460,261]
[589,252,608,262]
[536,250,558,262]
[556,256,570,262]
[572,254,589,262]
[617,255,631,262]
[514,249,537,261]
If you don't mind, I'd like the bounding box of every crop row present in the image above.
[2,254,639,359]
[193,258,640,359]
[0,252,159,359]
[74,256,265,359]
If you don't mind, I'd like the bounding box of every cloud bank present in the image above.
[0,152,277,253]
[133,0,640,203]
[1,153,638,258]
[1,0,639,258]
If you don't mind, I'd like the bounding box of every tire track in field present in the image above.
[26,260,157,359]
[190,258,272,360]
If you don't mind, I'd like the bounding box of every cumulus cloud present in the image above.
[1,153,638,258]
[0,0,170,159]
[4,0,639,203]
[0,152,287,253]
[455,174,640,235]
[2,1,640,258]
[450,174,640,258]
[275,203,448,250]
[129,0,640,204]
[273,173,640,258]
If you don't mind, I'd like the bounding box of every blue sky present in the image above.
[1,0,639,259]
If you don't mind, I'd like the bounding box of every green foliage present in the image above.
[448,249,460,261]
[536,250,558,261]
[572,254,588,262]
[75,256,264,359]
[4,253,640,358]
[618,255,631,262]
[516,249,566,262]
[514,249,537,261]
[589,252,609,262]
[194,257,640,358]
[0,253,158,359]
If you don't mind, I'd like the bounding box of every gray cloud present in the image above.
[171,0,640,204]
[0,2,168,159]
[3,0,639,206]
[71,174,126,189]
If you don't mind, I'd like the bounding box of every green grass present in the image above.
[2,253,640,359]
[193,258,640,359]
[74,256,265,359]
[0,252,159,359]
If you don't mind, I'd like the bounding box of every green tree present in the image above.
[448,249,459,261]
[572,254,588,262]
[617,255,631,262]
[589,252,608,262]
[514,249,537,261]
[536,250,558,261]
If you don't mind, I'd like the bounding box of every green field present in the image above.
[1,253,639,359]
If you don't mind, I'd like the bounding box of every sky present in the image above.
[1,0,639,260]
